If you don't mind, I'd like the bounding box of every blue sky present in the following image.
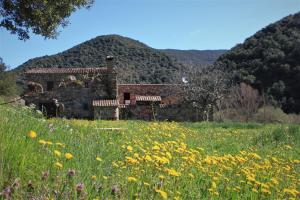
[0,0,299,68]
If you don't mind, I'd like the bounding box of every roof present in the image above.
[118,84,179,86]
[25,67,112,74]
[93,99,119,107]
[136,95,162,102]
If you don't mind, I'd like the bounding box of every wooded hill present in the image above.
[16,35,183,83]
[16,35,225,84]
[162,49,226,66]
[215,12,300,113]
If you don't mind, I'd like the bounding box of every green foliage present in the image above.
[162,49,227,66]
[16,35,185,84]
[0,0,94,40]
[0,58,20,96]
[216,12,300,113]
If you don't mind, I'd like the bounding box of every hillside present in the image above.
[162,49,227,66]
[17,35,184,84]
[215,12,300,114]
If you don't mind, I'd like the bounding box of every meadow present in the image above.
[0,104,299,199]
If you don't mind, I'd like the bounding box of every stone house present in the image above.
[23,56,196,120]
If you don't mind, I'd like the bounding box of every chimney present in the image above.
[106,56,114,71]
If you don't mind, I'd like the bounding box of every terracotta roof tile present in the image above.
[25,67,110,74]
[93,99,119,107]
[135,95,161,102]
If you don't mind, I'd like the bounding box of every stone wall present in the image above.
[24,70,117,119]
[118,84,180,105]
[94,107,119,120]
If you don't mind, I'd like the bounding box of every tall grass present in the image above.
[0,103,299,199]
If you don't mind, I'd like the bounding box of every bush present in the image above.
[253,106,300,124]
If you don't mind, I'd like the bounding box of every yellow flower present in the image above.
[261,188,271,195]
[127,145,133,152]
[252,188,258,193]
[38,139,46,145]
[55,142,65,147]
[152,145,160,151]
[165,168,181,177]
[143,182,150,186]
[159,175,165,180]
[65,153,73,160]
[144,155,152,162]
[54,150,62,157]
[54,162,63,169]
[96,156,102,161]
[283,188,299,197]
[91,175,97,180]
[28,130,37,138]
[103,176,108,180]
[127,176,138,182]
[155,189,168,199]
[211,181,217,189]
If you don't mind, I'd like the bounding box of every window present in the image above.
[84,81,89,88]
[47,81,54,91]
[124,92,130,104]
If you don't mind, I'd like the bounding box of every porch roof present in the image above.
[93,99,119,107]
[135,95,162,102]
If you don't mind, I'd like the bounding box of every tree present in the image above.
[0,0,94,40]
[181,67,230,121]
[224,83,262,122]
[0,57,19,96]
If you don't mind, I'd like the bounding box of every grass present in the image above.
[0,103,299,199]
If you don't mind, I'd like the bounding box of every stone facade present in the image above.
[23,57,195,121]
[23,57,117,119]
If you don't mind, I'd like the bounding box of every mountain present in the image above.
[16,35,184,84]
[215,12,300,113]
[161,49,227,66]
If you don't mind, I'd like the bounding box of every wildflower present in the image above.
[54,162,63,169]
[127,176,137,182]
[12,179,20,189]
[103,176,108,180]
[125,156,139,164]
[38,139,47,145]
[127,145,133,152]
[159,175,165,180]
[155,189,168,199]
[144,155,152,162]
[111,185,120,196]
[261,188,271,195]
[54,150,61,157]
[91,175,97,180]
[76,183,84,192]
[41,171,49,180]
[143,182,150,186]
[165,168,181,177]
[65,153,73,160]
[211,181,217,189]
[271,178,279,185]
[55,142,65,147]
[152,145,160,151]
[283,188,299,197]
[96,156,102,161]
[67,169,76,177]
[28,130,37,138]
[27,180,34,191]
[46,141,53,145]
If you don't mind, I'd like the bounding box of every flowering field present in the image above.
[0,105,299,199]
